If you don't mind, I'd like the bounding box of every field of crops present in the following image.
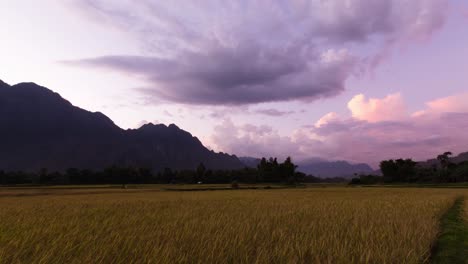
[0,187,466,264]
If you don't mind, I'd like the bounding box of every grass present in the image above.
[0,187,467,263]
[363,183,468,189]
[431,197,468,264]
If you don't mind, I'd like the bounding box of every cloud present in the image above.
[67,0,449,105]
[211,119,307,160]
[315,112,340,128]
[312,0,448,43]
[163,110,173,117]
[211,92,468,167]
[412,92,468,118]
[206,105,250,119]
[254,109,295,117]
[425,92,468,113]
[135,119,160,128]
[71,47,356,105]
[347,93,407,122]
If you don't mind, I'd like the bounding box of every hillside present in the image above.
[0,80,243,171]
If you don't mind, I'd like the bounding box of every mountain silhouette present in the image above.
[239,156,374,178]
[238,157,262,168]
[296,159,374,178]
[418,152,468,168]
[0,80,243,171]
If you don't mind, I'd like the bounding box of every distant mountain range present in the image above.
[7,78,453,176]
[418,152,468,168]
[297,159,374,178]
[238,157,262,168]
[239,157,374,178]
[0,79,243,172]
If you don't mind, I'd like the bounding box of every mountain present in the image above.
[451,152,468,163]
[239,156,374,178]
[296,158,374,178]
[239,157,261,168]
[419,152,468,168]
[0,80,243,172]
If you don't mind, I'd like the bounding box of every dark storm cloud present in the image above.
[73,44,355,105]
[68,0,449,105]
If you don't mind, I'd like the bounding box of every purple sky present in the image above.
[1,0,468,166]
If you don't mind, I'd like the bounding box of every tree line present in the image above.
[4,152,465,186]
[0,157,316,185]
[351,152,468,184]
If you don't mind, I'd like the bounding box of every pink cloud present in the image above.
[426,92,468,113]
[211,119,302,160]
[211,92,468,167]
[315,112,340,128]
[347,93,407,122]
[412,92,468,118]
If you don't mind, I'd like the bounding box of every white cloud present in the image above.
[347,93,407,122]
[315,112,340,128]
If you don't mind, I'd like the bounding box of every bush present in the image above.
[349,178,361,185]
[231,181,239,189]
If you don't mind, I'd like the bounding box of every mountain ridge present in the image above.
[418,152,468,168]
[0,80,243,172]
[239,156,374,178]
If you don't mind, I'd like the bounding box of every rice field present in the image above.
[0,187,466,264]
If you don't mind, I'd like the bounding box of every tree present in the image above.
[279,157,297,183]
[257,158,268,182]
[395,159,417,182]
[380,159,416,182]
[437,152,453,169]
[66,168,80,184]
[0,170,5,185]
[163,168,174,183]
[380,160,398,182]
[437,152,453,182]
[294,172,306,183]
[39,168,50,184]
[196,162,206,183]
[138,168,153,183]
[450,161,468,182]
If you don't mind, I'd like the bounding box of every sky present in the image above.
[1,0,468,167]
